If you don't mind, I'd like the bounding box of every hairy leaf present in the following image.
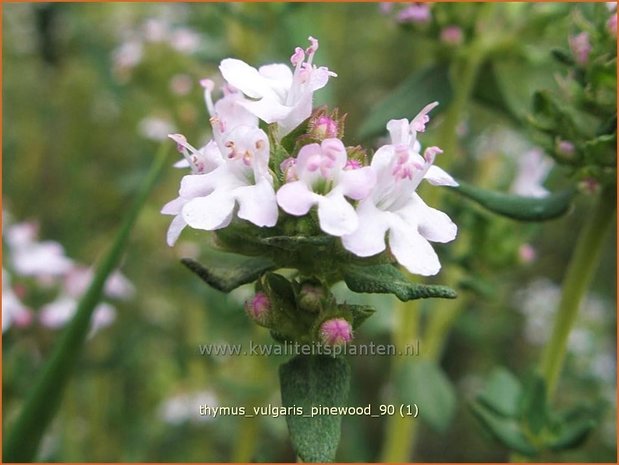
[343,264,457,301]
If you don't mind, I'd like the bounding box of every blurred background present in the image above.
[2,2,616,462]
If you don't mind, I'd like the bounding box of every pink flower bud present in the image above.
[556,139,576,159]
[319,318,353,346]
[518,243,536,264]
[244,292,271,326]
[608,14,617,37]
[298,283,326,312]
[440,26,463,45]
[313,116,339,140]
[569,32,591,66]
[578,177,601,195]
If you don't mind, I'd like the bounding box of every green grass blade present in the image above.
[4,144,170,462]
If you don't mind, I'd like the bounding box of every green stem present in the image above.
[379,300,420,462]
[539,189,616,398]
[4,144,170,462]
[232,416,260,462]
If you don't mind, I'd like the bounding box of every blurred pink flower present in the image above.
[396,3,431,23]
[569,32,591,66]
[510,148,552,198]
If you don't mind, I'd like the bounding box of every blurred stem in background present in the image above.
[539,188,616,398]
[3,143,170,462]
[380,4,498,461]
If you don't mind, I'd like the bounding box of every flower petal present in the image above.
[258,63,293,91]
[219,58,273,99]
[386,119,411,146]
[238,98,292,125]
[166,214,187,247]
[235,180,278,227]
[341,201,389,257]
[338,166,376,200]
[388,216,441,276]
[424,165,458,186]
[182,192,236,231]
[402,194,457,243]
[179,173,217,199]
[161,197,183,215]
[317,193,358,236]
[276,181,318,216]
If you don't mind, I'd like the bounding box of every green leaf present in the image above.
[356,64,452,140]
[396,360,456,432]
[450,181,575,221]
[343,264,457,301]
[548,413,598,451]
[280,117,310,153]
[4,143,171,462]
[259,234,335,251]
[340,304,376,329]
[470,401,538,457]
[181,252,276,293]
[279,355,351,462]
[477,368,522,418]
[519,375,547,436]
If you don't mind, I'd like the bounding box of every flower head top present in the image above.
[219,36,336,137]
[276,138,375,236]
[342,104,458,276]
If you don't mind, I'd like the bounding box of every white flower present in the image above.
[341,103,458,276]
[138,116,176,142]
[162,81,265,246]
[64,266,135,300]
[276,138,376,236]
[39,296,116,335]
[9,235,74,278]
[2,268,32,332]
[219,36,336,137]
[510,148,553,198]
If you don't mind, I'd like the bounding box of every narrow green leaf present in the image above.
[4,144,171,462]
[279,355,350,462]
[470,401,538,457]
[477,368,522,418]
[356,64,452,140]
[396,360,456,432]
[181,252,276,293]
[450,181,575,221]
[343,264,457,301]
[519,374,547,436]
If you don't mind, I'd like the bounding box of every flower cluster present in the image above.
[2,213,134,335]
[163,37,457,277]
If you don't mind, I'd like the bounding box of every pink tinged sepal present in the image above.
[320,318,353,346]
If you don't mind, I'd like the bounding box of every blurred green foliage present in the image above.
[3,3,616,462]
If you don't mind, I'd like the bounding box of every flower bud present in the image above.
[244,292,271,326]
[319,318,353,347]
[556,139,576,159]
[308,108,345,141]
[578,177,601,196]
[518,243,536,264]
[440,26,463,46]
[298,283,327,313]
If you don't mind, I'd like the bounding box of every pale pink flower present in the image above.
[2,268,32,332]
[510,149,552,198]
[219,37,336,137]
[341,103,458,276]
[276,138,376,236]
[396,3,431,23]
